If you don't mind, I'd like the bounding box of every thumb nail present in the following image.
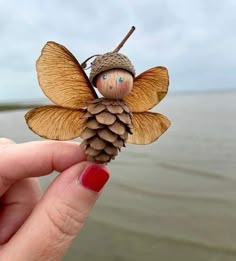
[79,165,109,192]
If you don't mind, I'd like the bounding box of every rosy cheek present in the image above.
[96,77,102,88]
[97,78,105,93]
[119,82,129,94]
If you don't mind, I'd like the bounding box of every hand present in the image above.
[0,138,109,261]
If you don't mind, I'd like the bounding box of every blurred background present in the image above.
[0,0,235,260]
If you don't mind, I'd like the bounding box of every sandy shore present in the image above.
[0,91,235,260]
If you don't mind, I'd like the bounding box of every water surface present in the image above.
[0,91,235,260]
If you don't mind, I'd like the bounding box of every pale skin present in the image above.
[96,69,133,99]
[0,138,109,261]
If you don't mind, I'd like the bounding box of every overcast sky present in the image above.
[0,0,235,102]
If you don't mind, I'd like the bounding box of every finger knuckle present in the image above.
[0,138,15,145]
[0,174,15,188]
[45,199,88,238]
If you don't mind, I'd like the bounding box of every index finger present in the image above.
[0,141,86,195]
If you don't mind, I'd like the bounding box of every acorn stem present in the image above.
[113,26,135,53]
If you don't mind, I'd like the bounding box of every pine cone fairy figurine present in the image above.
[25,26,171,164]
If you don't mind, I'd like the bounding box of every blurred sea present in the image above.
[0,91,236,261]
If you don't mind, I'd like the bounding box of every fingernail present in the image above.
[79,165,109,192]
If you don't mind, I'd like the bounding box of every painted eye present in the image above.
[102,74,107,80]
[118,76,124,83]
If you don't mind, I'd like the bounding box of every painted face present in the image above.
[96,69,133,99]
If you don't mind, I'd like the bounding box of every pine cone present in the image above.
[80,98,133,164]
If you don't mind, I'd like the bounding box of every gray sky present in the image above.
[0,0,235,101]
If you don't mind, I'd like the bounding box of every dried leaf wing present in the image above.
[124,67,169,112]
[36,41,97,109]
[25,106,87,140]
[127,112,171,144]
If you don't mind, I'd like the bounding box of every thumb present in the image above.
[2,162,109,261]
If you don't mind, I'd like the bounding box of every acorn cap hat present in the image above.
[89,52,135,86]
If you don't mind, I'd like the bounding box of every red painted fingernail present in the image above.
[79,165,109,192]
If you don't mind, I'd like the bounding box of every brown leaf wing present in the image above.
[37,41,97,109]
[124,67,169,112]
[127,112,171,144]
[25,106,87,140]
